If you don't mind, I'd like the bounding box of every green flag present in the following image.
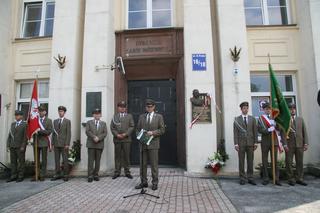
[269,63,291,135]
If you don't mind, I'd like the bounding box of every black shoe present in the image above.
[6,178,17,182]
[51,176,60,181]
[288,181,295,186]
[94,176,100,181]
[88,178,93,183]
[262,180,269,185]
[296,180,307,186]
[16,178,24,182]
[275,181,282,186]
[248,180,257,185]
[112,174,120,179]
[63,177,69,182]
[126,174,133,179]
[135,183,148,189]
[152,184,158,191]
[239,180,245,185]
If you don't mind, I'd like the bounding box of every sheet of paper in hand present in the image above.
[137,129,154,146]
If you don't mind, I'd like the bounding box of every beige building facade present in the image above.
[0,0,319,174]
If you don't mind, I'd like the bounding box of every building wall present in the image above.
[48,0,85,171]
[184,0,217,173]
[1,0,319,175]
[79,0,115,172]
[0,0,12,164]
[215,0,252,172]
[295,0,320,164]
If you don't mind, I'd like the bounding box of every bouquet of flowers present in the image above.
[68,148,76,164]
[205,152,228,174]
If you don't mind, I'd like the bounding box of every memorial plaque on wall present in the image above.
[124,35,174,58]
[86,92,101,117]
[191,93,212,123]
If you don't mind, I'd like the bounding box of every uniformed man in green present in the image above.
[33,106,53,181]
[6,110,28,182]
[233,102,258,185]
[135,99,165,191]
[286,103,308,186]
[86,108,107,182]
[51,106,71,182]
[258,102,288,186]
[110,101,134,179]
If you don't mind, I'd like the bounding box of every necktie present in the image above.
[147,113,151,124]
[58,119,62,129]
[95,120,99,130]
[244,117,247,128]
[15,122,19,128]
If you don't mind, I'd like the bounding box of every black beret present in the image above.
[117,101,127,107]
[239,102,249,108]
[262,102,271,109]
[38,106,47,112]
[58,106,67,112]
[145,99,155,106]
[288,103,296,109]
[92,108,101,114]
[15,110,23,116]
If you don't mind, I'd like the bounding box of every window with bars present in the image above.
[22,0,55,38]
[128,0,172,29]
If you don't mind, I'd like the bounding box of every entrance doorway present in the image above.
[128,80,177,165]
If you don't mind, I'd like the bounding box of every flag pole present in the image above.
[268,54,276,185]
[34,69,40,181]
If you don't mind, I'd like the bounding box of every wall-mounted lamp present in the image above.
[229,46,241,75]
[54,54,66,69]
[94,56,125,75]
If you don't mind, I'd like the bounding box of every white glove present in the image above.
[269,119,276,126]
[268,126,275,132]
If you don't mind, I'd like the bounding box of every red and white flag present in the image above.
[27,80,40,139]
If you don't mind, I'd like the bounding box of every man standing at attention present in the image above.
[110,101,135,179]
[285,103,308,186]
[86,108,107,182]
[51,106,71,182]
[233,102,258,185]
[135,99,165,191]
[6,110,28,182]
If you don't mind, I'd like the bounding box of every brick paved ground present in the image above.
[2,168,237,213]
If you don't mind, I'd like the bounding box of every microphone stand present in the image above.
[123,136,159,199]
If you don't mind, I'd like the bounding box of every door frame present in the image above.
[114,28,186,167]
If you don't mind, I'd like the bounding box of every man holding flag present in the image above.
[32,106,53,181]
[258,61,291,185]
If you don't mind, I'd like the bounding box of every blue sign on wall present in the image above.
[192,54,206,71]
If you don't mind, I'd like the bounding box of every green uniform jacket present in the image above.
[258,115,287,146]
[52,118,71,147]
[287,116,308,148]
[34,117,53,147]
[7,121,28,149]
[137,112,165,150]
[233,115,258,146]
[86,119,107,149]
[110,113,135,143]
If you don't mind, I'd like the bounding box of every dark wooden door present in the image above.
[128,80,177,165]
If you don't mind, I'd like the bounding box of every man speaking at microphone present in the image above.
[135,99,165,191]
